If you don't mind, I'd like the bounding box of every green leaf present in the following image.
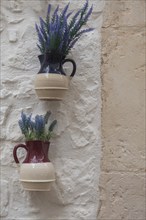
[48,120,57,132]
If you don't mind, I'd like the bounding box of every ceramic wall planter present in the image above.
[34,53,76,100]
[13,141,55,191]
[34,1,94,101]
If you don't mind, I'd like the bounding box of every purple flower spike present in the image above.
[35,0,94,55]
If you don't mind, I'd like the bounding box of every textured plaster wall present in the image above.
[98,1,146,220]
[0,0,104,219]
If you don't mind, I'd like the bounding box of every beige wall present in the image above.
[98,1,146,219]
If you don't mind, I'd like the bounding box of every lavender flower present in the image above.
[35,0,94,56]
[18,111,57,141]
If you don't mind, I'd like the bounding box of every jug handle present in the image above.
[62,58,76,77]
[13,144,28,164]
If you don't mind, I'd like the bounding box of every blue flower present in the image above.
[18,111,57,141]
[35,0,94,56]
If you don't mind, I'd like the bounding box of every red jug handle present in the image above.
[13,144,28,164]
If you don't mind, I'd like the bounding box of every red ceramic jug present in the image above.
[13,140,50,163]
[13,141,55,191]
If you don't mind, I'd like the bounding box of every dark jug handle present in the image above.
[61,58,76,77]
[13,144,28,164]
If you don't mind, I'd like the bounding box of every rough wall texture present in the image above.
[98,1,146,220]
[0,0,104,219]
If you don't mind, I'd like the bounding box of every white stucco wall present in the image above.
[0,0,104,219]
